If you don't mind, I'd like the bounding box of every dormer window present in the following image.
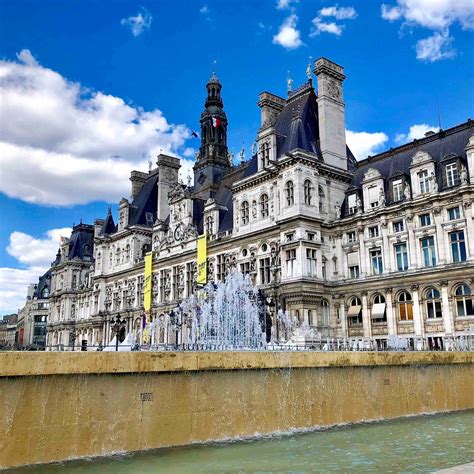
[241,201,249,225]
[392,179,403,202]
[304,180,313,205]
[260,143,270,168]
[368,186,379,208]
[418,170,430,194]
[286,181,294,206]
[347,194,357,214]
[445,162,459,188]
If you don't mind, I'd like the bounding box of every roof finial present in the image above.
[306,56,313,84]
[240,142,245,163]
[212,59,217,78]
[287,70,293,94]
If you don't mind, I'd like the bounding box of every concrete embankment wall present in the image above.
[1,351,473,470]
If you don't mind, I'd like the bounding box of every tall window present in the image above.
[369,226,379,238]
[286,181,294,206]
[159,270,167,303]
[319,186,325,213]
[394,243,409,271]
[241,201,249,225]
[259,257,271,284]
[448,206,461,220]
[455,284,473,317]
[320,299,330,326]
[425,288,442,319]
[304,180,312,205]
[419,213,431,227]
[260,194,269,218]
[205,215,213,235]
[398,291,413,321]
[348,297,362,326]
[347,251,359,279]
[186,262,195,296]
[286,249,296,277]
[421,236,436,267]
[368,186,379,208]
[306,248,317,276]
[392,179,403,202]
[240,261,250,275]
[216,254,226,281]
[172,266,179,300]
[370,249,383,275]
[418,170,430,194]
[446,163,459,188]
[393,220,404,233]
[450,231,466,262]
[260,142,270,167]
[347,231,357,243]
[347,194,357,214]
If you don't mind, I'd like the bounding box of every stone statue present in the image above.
[460,165,468,185]
[251,141,257,156]
[240,147,245,163]
[430,171,438,192]
[355,195,362,212]
[228,151,234,165]
[404,182,411,200]
[334,202,341,218]
[379,188,386,207]
[209,144,214,156]
[306,61,312,81]
[287,71,293,93]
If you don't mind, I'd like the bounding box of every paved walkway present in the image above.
[435,462,474,473]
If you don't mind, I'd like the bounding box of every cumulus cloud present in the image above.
[120,7,152,36]
[310,5,357,37]
[346,130,389,160]
[380,0,474,62]
[0,228,71,313]
[276,0,298,10]
[395,123,440,144]
[0,50,194,206]
[416,31,455,62]
[273,14,303,49]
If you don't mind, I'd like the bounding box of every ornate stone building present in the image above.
[45,57,474,350]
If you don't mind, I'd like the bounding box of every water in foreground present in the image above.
[9,410,474,473]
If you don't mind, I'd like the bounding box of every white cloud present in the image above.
[416,31,455,62]
[311,20,343,36]
[272,14,303,49]
[120,7,152,36]
[319,6,357,20]
[310,5,357,37]
[395,123,440,144]
[381,4,402,21]
[346,130,389,160]
[200,5,209,14]
[276,0,299,10]
[0,50,193,206]
[380,0,474,61]
[0,228,71,313]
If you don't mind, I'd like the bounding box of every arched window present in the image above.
[348,296,362,326]
[398,291,413,321]
[304,180,312,205]
[206,215,214,235]
[115,248,121,265]
[425,288,442,319]
[124,245,130,262]
[318,185,325,213]
[241,201,249,225]
[455,284,473,317]
[321,299,330,326]
[260,194,269,218]
[372,294,386,321]
[286,181,294,206]
[308,309,314,326]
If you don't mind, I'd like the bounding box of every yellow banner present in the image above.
[143,251,153,343]
[196,235,207,286]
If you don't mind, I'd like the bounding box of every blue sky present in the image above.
[1,0,473,314]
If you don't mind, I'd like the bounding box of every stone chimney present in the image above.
[314,57,347,170]
[156,154,180,222]
[130,170,148,201]
[257,92,285,129]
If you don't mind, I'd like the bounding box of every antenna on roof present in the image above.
[437,96,442,130]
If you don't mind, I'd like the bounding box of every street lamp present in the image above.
[111,315,127,352]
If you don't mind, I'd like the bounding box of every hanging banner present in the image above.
[197,235,207,286]
[143,251,153,343]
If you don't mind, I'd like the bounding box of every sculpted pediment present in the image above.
[362,167,382,182]
[410,151,433,167]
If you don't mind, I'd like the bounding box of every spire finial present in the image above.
[306,56,313,84]
[212,59,217,77]
[287,70,293,93]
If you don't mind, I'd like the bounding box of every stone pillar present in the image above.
[358,226,368,276]
[381,222,391,272]
[385,288,396,336]
[361,292,371,337]
[337,300,348,338]
[463,201,474,258]
[441,281,454,336]
[406,215,418,269]
[412,285,424,348]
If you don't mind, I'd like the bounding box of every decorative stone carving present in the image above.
[411,150,433,166]
[363,168,382,182]
[403,182,411,200]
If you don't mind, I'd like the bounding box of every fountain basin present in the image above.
[1,351,473,470]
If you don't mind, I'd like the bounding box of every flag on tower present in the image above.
[212,116,221,128]
[191,130,199,138]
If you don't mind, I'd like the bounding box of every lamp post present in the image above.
[69,328,77,352]
[111,315,126,352]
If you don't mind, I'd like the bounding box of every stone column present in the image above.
[412,285,424,349]
[463,201,474,258]
[361,292,371,337]
[441,281,454,335]
[433,207,446,264]
[385,288,396,336]
[406,214,418,269]
[381,222,391,272]
[337,300,348,338]
[358,225,368,276]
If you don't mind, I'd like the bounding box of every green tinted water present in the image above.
[10,410,474,473]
